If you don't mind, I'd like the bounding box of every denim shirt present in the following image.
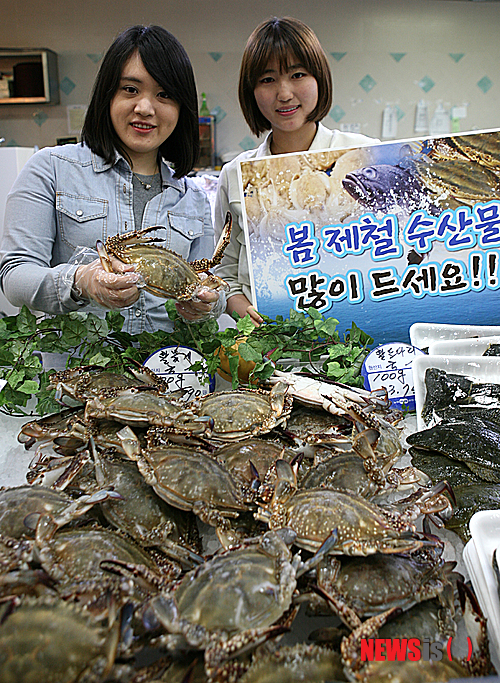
[0,142,215,334]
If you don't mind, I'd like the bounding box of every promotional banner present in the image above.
[239,128,500,345]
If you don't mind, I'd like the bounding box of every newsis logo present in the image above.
[361,637,473,662]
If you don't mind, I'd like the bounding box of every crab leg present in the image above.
[340,606,400,674]
[270,369,368,406]
[190,211,233,273]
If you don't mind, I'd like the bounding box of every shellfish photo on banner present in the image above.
[238,128,500,345]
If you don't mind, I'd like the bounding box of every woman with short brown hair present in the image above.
[214,16,376,325]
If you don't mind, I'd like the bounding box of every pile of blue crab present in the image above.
[0,363,496,682]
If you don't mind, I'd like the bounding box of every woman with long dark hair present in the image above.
[0,24,223,332]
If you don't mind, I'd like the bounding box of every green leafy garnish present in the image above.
[0,303,374,416]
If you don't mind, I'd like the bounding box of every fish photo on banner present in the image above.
[239,128,500,344]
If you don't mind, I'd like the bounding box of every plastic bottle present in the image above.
[199,92,210,117]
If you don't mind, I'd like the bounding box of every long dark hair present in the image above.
[82,25,199,178]
[239,17,333,137]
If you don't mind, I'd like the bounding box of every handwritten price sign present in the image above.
[361,342,425,411]
[143,346,215,402]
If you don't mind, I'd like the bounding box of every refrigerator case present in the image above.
[0,146,34,316]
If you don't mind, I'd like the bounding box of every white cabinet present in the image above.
[0,49,59,105]
[0,146,34,316]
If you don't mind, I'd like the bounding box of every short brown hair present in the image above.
[238,17,333,137]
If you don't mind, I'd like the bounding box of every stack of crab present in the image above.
[0,363,496,682]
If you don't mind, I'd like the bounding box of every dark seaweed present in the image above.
[445,483,500,543]
[407,415,500,482]
[422,367,500,423]
[484,343,500,357]
[409,447,484,488]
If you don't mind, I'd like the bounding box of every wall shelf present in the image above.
[0,48,59,105]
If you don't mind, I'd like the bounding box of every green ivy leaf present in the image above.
[306,307,321,320]
[328,345,350,360]
[0,347,15,366]
[105,310,125,332]
[326,360,344,377]
[237,342,264,364]
[7,368,25,389]
[35,393,60,415]
[16,306,37,334]
[60,316,89,348]
[0,318,11,339]
[87,351,113,367]
[17,379,39,394]
[228,353,241,388]
[314,317,340,338]
[236,315,258,336]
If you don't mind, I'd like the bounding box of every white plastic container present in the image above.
[409,322,500,352]
[428,335,500,357]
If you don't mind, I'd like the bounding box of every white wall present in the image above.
[0,0,499,159]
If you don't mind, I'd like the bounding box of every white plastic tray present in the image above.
[409,323,500,352]
[428,336,500,358]
[463,540,491,629]
[468,511,500,662]
[412,354,500,430]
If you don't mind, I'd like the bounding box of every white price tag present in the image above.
[362,343,425,411]
[143,346,214,402]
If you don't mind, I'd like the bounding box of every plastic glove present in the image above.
[175,289,221,322]
[73,257,141,309]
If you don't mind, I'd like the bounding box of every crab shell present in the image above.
[316,546,456,619]
[145,530,299,643]
[238,643,345,683]
[84,387,202,432]
[96,212,232,301]
[92,448,201,564]
[187,382,293,442]
[124,444,251,519]
[340,580,494,682]
[416,156,500,207]
[34,520,158,599]
[257,473,424,557]
[411,132,500,208]
[214,437,288,487]
[18,406,84,449]
[429,131,500,174]
[0,485,79,539]
[0,595,119,683]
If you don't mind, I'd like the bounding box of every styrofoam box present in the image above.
[412,354,500,431]
[409,323,500,351]
[428,335,500,357]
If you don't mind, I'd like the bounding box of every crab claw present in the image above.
[296,529,339,578]
[96,239,114,273]
[456,579,494,676]
[248,460,261,493]
[423,479,456,507]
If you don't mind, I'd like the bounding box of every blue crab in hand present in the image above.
[96,212,232,301]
